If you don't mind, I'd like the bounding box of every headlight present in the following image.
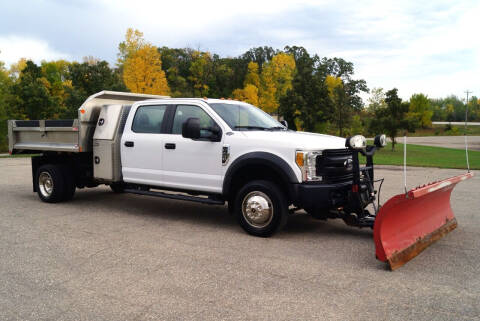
[345,135,366,150]
[374,134,387,147]
[295,151,323,182]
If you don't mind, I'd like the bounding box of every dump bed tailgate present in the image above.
[8,119,80,154]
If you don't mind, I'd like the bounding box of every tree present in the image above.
[467,96,480,121]
[370,88,410,151]
[325,75,346,135]
[231,61,261,106]
[158,47,193,97]
[258,69,277,113]
[258,53,295,114]
[241,46,278,71]
[7,60,56,120]
[318,57,367,135]
[0,60,12,151]
[123,45,170,95]
[279,46,331,132]
[408,93,433,128]
[188,51,213,97]
[65,60,126,117]
[207,55,234,98]
[265,53,296,100]
[9,58,27,79]
[117,28,146,66]
[232,84,259,105]
[244,62,260,88]
[0,60,11,114]
[367,88,386,113]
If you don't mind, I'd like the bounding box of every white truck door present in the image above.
[162,104,224,193]
[121,104,169,185]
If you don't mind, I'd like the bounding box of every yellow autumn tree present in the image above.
[259,74,277,113]
[123,45,170,95]
[325,75,343,99]
[244,62,261,88]
[232,62,261,105]
[9,58,27,78]
[232,84,259,106]
[117,28,146,66]
[259,53,295,114]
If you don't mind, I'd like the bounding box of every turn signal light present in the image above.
[295,152,304,167]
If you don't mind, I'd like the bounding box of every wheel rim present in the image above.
[38,172,54,198]
[241,191,273,228]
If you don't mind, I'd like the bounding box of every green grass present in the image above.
[363,142,480,170]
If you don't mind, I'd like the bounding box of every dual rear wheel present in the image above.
[35,164,76,203]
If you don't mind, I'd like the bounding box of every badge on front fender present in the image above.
[222,144,230,165]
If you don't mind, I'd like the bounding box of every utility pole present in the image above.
[464,90,472,172]
[465,90,472,106]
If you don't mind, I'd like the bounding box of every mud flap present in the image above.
[373,172,474,270]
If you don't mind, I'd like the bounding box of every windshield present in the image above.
[208,102,285,131]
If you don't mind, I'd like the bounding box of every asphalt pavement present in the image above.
[0,158,479,320]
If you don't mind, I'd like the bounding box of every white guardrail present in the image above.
[433,121,480,126]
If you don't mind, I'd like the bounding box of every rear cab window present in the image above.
[132,105,167,133]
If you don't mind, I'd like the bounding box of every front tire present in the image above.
[235,180,288,237]
[35,164,66,203]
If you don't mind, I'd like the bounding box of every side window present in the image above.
[172,105,215,136]
[132,105,167,133]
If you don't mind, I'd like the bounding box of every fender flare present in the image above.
[222,152,299,199]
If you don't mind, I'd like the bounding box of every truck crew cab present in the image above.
[8,91,386,237]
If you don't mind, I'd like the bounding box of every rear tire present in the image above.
[235,180,288,237]
[35,164,66,203]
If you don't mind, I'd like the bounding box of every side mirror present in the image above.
[374,134,387,148]
[280,120,288,128]
[208,124,222,142]
[182,118,201,139]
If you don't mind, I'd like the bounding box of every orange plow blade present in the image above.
[373,172,474,270]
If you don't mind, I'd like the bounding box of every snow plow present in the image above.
[373,172,473,270]
[342,135,473,270]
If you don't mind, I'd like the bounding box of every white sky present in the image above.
[0,0,479,101]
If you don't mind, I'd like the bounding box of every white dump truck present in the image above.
[11,90,470,270]
[8,90,388,238]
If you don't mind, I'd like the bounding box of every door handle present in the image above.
[124,141,134,147]
[165,143,176,150]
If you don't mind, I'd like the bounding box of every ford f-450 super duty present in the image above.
[8,91,387,237]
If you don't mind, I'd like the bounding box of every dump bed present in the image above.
[8,119,80,153]
[8,91,168,154]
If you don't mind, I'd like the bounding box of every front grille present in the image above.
[316,149,353,184]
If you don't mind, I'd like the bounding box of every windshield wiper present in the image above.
[268,126,287,131]
[234,126,270,131]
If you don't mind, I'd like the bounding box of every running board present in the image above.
[124,188,225,205]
